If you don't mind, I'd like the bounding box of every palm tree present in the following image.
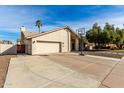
[36,20,42,33]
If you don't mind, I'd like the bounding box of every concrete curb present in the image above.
[121,56,124,62]
[86,55,120,62]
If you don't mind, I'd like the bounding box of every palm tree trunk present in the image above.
[39,27,41,33]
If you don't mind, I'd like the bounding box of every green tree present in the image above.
[103,23,116,44]
[97,26,102,48]
[100,30,110,44]
[86,23,102,48]
[36,20,42,33]
[114,28,124,49]
[86,22,124,49]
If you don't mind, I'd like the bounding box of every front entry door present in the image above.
[72,43,75,51]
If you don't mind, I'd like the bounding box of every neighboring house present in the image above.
[20,26,79,55]
[0,40,13,44]
[85,43,95,50]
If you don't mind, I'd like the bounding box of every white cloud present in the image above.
[0,6,48,34]
[54,12,124,32]
[0,34,16,43]
[94,15,124,29]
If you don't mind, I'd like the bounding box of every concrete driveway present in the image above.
[4,54,122,88]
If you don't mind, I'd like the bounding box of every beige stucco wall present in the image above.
[32,40,37,55]
[31,29,71,55]
[75,38,79,51]
[0,44,17,54]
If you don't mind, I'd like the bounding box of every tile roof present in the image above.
[22,26,79,39]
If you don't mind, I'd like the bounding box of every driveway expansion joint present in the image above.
[99,59,120,88]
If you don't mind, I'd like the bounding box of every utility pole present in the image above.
[76,28,86,56]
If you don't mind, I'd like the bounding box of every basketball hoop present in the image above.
[76,28,86,56]
[76,28,85,37]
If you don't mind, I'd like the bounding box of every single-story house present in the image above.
[20,26,79,55]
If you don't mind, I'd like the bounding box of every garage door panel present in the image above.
[37,42,60,54]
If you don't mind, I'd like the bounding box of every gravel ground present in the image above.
[84,51,124,59]
[0,55,16,88]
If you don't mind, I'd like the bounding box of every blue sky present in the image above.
[0,5,124,43]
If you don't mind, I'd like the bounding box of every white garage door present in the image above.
[37,42,60,54]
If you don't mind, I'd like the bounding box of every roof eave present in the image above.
[25,26,79,39]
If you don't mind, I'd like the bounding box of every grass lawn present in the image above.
[85,49,124,59]
[113,49,124,53]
